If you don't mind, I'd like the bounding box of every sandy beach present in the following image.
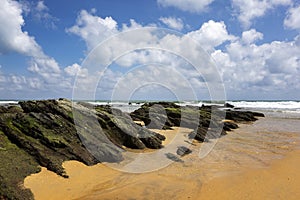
[1,0,300,198]
[24,116,300,200]
[199,149,300,200]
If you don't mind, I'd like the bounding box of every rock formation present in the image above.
[0,99,164,200]
[130,102,264,142]
[0,99,264,200]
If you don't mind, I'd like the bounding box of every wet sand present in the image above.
[199,149,300,200]
[24,116,300,200]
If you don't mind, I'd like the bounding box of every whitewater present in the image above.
[1,100,300,116]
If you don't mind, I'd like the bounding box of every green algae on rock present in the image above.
[0,99,264,200]
[130,102,264,142]
[0,99,165,200]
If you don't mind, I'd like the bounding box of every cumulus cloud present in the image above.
[0,0,60,77]
[111,65,199,100]
[68,10,227,100]
[242,29,263,44]
[157,0,215,13]
[284,4,300,31]
[0,0,41,55]
[231,0,292,28]
[68,11,227,99]
[66,10,118,50]
[0,0,63,94]
[211,30,300,96]
[64,63,88,77]
[159,17,184,30]
[187,20,236,52]
[66,10,300,100]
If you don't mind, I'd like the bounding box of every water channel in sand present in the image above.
[24,115,300,200]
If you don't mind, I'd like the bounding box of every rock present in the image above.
[252,112,265,117]
[224,103,235,108]
[189,128,207,142]
[225,110,259,122]
[165,153,184,163]
[176,146,192,156]
[131,102,264,143]
[223,121,239,131]
[0,99,166,200]
[0,99,264,199]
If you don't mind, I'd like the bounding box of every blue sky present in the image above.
[0,0,300,100]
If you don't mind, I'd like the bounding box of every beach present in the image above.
[1,0,300,198]
[199,149,300,200]
[24,114,300,200]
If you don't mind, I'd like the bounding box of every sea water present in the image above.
[2,100,300,117]
[87,100,300,118]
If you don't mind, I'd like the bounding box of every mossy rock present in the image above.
[0,130,40,200]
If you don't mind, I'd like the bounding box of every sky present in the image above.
[0,0,300,101]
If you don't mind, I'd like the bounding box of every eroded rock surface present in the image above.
[0,100,264,200]
[0,99,165,200]
[130,102,264,142]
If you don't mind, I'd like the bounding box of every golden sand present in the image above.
[24,127,202,200]
[198,149,300,200]
[24,120,300,200]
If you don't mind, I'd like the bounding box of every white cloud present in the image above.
[0,69,43,92]
[0,0,63,93]
[0,0,61,79]
[111,65,200,100]
[212,32,300,95]
[284,4,300,31]
[68,11,227,100]
[66,10,118,50]
[0,0,41,55]
[187,20,236,52]
[68,10,300,100]
[18,0,57,29]
[122,19,144,31]
[157,0,215,13]
[27,77,42,89]
[242,29,263,44]
[36,0,47,12]
[28,57,61,83]
[231,0,292,28]
[64,63,88,77]
[159,17,184,30]
[34,1,58,29]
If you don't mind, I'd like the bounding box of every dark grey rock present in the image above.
[176,146,192,156]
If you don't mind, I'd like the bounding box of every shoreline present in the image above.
[24,115,300,200]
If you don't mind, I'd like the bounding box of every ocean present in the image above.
[88,100,300,118]
[1,100,300,118]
